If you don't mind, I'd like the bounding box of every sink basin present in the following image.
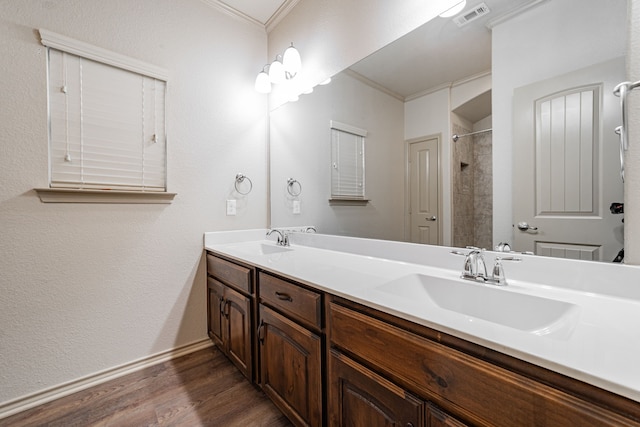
[377,274,579,336]
[227,242,293,256]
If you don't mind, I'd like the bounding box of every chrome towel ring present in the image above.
[235,173,253,195]
[287,178,302,197]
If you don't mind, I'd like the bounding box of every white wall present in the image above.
[404,75,491,246]
[0,0,267,410]
[451,73,491,111]
[270,72,405,240]
[492,0,627,246]
[405,88,452,244]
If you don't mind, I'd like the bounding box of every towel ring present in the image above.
[287,178,302,197]
[235,173,253,195]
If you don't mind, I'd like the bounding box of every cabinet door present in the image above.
[258,305,322,427]
[223,285,253,381]
[329,349,425,427]
[207,277,224,346]
[426,404,469,427]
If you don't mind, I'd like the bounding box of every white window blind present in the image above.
[43,31,167,192]
[330,121,367,200]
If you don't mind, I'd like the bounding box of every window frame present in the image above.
[35,29,175,203]
[329,120,369,202]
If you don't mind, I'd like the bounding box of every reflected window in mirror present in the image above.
[330,121,367,201]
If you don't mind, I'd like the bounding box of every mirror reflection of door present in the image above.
[513,57,625,261]
[408,137,439,244]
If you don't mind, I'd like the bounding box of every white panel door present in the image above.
[513,58,625,261]
[409,137,439,245]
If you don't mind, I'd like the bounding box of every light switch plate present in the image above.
[226,199,237,216]
[292,200,301,214]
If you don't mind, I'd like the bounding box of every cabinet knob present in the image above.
[407,423,414,427]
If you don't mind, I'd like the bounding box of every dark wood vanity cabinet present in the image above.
[328,298,640,427]
[328,348,427,427]
[329,348,470,427]
[206,254,254,381]
[257,272,323,427]
[205,251,640,427]
[426,404,469,427]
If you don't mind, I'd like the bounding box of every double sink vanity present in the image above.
[204,229,640,426]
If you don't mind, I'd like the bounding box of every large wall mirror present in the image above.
[270,0,628,263]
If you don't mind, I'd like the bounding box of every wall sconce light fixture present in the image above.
[255,42,301,94]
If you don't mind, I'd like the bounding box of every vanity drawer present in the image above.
[328,302,636,427]
[258,272,322,330]
[206,253,252,294]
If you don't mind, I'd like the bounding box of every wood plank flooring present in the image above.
[0,346,292,427]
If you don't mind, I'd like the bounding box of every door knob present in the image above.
[517,222,538,231]
[425,216,437,221]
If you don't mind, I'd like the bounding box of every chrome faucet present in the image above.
[266,229,289,246]
[460,248,488,282]
[451,247,521,286]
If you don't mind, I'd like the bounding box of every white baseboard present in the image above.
[0,339,213,420]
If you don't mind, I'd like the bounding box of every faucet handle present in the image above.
[452,248,486,280]
[494,242,512,252]
[489,256,522,286]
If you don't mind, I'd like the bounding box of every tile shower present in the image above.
[452,116,493,250]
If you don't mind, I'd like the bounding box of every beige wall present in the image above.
[0,0,267,409]
[267,0,461,106]
[270,71,405,240]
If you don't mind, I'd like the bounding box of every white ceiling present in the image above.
[348,0,537,99]
[217,0,541,100]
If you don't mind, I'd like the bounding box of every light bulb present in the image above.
[439,0,466,17]
[254,70,271,93]
[282,43,301,78]
[269,58,285,84]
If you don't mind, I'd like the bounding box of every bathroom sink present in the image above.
[377,274,579,336]
[227,241,293,256]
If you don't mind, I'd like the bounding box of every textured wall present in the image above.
[0,0,267,407]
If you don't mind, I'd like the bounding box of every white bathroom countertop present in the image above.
[204,229,640,403]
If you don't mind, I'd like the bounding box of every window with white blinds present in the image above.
[43,30,167,192]
[330,121,367,200]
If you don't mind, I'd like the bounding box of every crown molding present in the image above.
[344,69,405,101]
[486,0,550,29]
[199,0,266,32]
[266,0,300,33]
[200,0,299,33]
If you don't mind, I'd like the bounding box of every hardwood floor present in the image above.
[0,346,292,427]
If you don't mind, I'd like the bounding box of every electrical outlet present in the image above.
[226,199,237,216]
[293,200,301,214]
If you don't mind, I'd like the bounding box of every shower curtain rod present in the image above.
[452,128,492,142]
